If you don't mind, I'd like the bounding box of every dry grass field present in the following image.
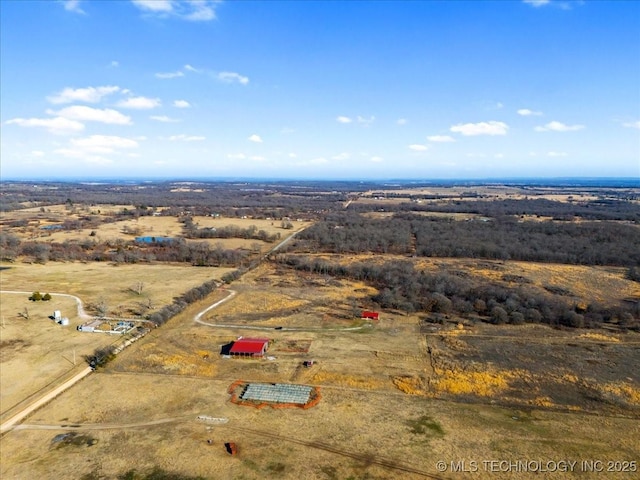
[1,262,638,479]
[359,186,615,202]
[0,262,232,427]
[1,205,312,254]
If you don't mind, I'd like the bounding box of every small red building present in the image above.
[229,337,270,357]
[361,311,379,321]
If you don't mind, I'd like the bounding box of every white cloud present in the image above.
[167,134,205,142]
[134,0,218,21]
[248,134,263,143]
[496,102,504,109]
[217,72,249,85]
[70,135,139,152]
[523,0,551,6]
[47,85,120,104]
[332,152,350,161]
[517,108,543,116]
[466,153,487,158]
[370,156,383,163]
[336,116,352,124]
[6,116,85,135]
[494,153,505,159]
[357,115,375,126]
[117,96,161,109]
[280,127,295,134]
[427,135,455,143]
[408,144,429,151]
[109,60,119,68]
[155,71,185,79]
[250,155,266,161]
[184,1,216,21]
[31,150,45,157]
[451,121,509,136]
[535,121,584,132]
[62,0,85,14]
[227,153,246,160]
[132,0,173,12]
[55,135,139,164]
[397,118,408,125]
[173,100,191,108]
[184,64,201,73]
[52,105,132,125]
[524,0,582,10]
[150,115,181,123]
[547,151,568,157]
[288,153,297,158]
[623,121,640,130]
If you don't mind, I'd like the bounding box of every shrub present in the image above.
[29,291,42,301]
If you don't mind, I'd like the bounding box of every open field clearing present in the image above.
[359,186,632,202]
[0,262,639,478]
[0,262,234,317]
[2,210,312,255]
[193,216,311,236]
[40,215,185,243]
[1,373,639,479]
[0,262,232,425]
[0,292,117,422]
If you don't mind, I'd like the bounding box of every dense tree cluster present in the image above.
[350,197,640,222]
[147,279,219,326]
[0,181,359,216]
[295,213,640,266]
[0,233,247,267]
[181,217,280,243]
[279,256,640,330]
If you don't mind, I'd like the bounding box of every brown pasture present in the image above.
[0,261,233,424]
[1,261,639,479]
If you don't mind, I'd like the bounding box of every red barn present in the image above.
[229,337,270,357]
[361,311,379,320]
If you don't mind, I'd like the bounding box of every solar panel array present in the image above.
[240,383,313,405]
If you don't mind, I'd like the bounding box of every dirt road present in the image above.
[0,366,93,434]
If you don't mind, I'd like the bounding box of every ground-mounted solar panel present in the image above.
[240,383,313,405]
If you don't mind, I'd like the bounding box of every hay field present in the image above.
[193,216,312,236]
[359,186,611,202]
[0,292,116,422]
[0,262,231,424]
[0,262,233,315]
[36,215,185,243]
[1,262,639,479]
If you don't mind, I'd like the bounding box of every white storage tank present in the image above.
[60,318,70,326]
[53,310,62,320]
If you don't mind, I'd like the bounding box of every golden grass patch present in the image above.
[392,375,426,395]
[578,332,621,342]
[429,368,525,397]
[598,382,640,406]
[310,371,387,390]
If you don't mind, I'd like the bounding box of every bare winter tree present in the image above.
[129,281,145,296]
[96,298,108,317]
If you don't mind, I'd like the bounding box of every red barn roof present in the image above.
[229,338,269,355]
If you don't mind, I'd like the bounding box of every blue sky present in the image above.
[1,0,638,180]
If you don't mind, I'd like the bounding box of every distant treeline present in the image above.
[0,181,352,216]
[0,234,247,267]
[294,213,640,267]
[279,256,640,330]
[350,197,640,222]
